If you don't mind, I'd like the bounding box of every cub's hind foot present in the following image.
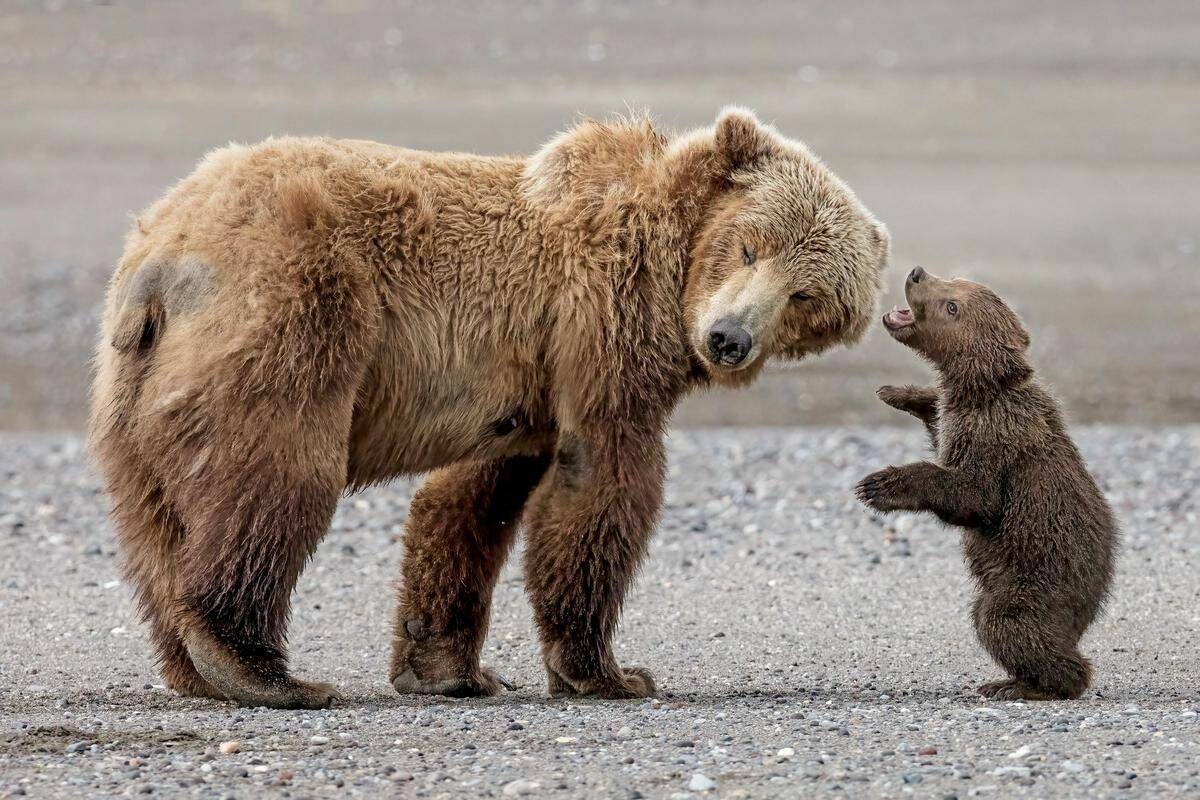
[978,679,1070,702]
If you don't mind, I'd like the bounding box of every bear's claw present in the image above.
[547,665,657,700]
[392,666,514,698]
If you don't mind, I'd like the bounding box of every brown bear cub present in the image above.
[856,267,1117,700]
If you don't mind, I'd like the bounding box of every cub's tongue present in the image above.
[883,306,914,330]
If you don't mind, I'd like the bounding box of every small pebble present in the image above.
[502,779,542,796]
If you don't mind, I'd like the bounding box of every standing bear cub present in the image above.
[90,108,890,708]
[857,267,1117,700]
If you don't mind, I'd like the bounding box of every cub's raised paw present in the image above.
[855,467,906,512]
[876,385,910,409]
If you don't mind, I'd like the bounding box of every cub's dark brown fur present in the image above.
[856,267,1117,701]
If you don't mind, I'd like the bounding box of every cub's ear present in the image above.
[714,106,777,170]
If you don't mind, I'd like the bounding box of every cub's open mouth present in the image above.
[883,306,914,331]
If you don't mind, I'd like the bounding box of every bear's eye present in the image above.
[790,291,812,303]
[742,245,757,267]
[947,301,959,317]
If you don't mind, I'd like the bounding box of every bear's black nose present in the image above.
[908,266,925,284]
[707,318,753,366]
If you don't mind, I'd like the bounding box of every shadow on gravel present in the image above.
[0,725,201,755]
[27,680,1156,716]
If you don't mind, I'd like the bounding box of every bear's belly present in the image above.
[344,357,554,488]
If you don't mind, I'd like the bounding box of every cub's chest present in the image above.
[935,409,979,468]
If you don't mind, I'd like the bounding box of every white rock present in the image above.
[502,779,542,796]
[309,735,330,745]
[688,773,716,792]
[777,747,795,759]
[218,740,240,755]
[1061,760,1086,773]
[1007,744,1032,759]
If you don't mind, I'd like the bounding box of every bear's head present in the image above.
[883,267,1032,392]
[682,108,890,387]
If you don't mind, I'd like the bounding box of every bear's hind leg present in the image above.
[100,455,223,699]
[173,412,349,710]
[151,618,225,699]
[975,599,1091,701]
[391,454,551,697]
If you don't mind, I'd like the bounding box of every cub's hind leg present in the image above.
[973,595,1091,701]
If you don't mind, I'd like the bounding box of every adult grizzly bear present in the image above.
[90,108,889,708]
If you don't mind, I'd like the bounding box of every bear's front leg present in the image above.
[391,454,551,697]
[856,461,999,529]
[523,428,664,699]
[877,385,941,448]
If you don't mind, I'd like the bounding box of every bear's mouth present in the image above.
[883,306,914,331]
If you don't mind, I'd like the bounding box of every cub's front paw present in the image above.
[876,385,910,410]
[855,466,910,512]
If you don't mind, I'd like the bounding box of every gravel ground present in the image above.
[1,427,1198,798]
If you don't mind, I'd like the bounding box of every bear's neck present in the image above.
[936,357,1035,409]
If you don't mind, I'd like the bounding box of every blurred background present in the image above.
[1,0,1197,430]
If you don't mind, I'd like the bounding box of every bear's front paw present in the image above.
[876,385,910,409]
[547,665,657,700]
[392,665,515,698]
[855,466,910,512]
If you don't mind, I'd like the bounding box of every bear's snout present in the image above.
[706,318,753,366]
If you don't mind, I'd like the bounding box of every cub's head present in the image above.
[884,267,1032,389]
[683,108,890,387]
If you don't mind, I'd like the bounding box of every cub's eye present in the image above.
[790,291,812,302]
[742,245,757,266]
[947,301,959,316]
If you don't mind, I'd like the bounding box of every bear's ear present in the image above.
[868,220,891,264]
[714,106,776,171]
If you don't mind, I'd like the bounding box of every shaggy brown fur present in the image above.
[856,267,1117,700]
[90,108,889,708]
